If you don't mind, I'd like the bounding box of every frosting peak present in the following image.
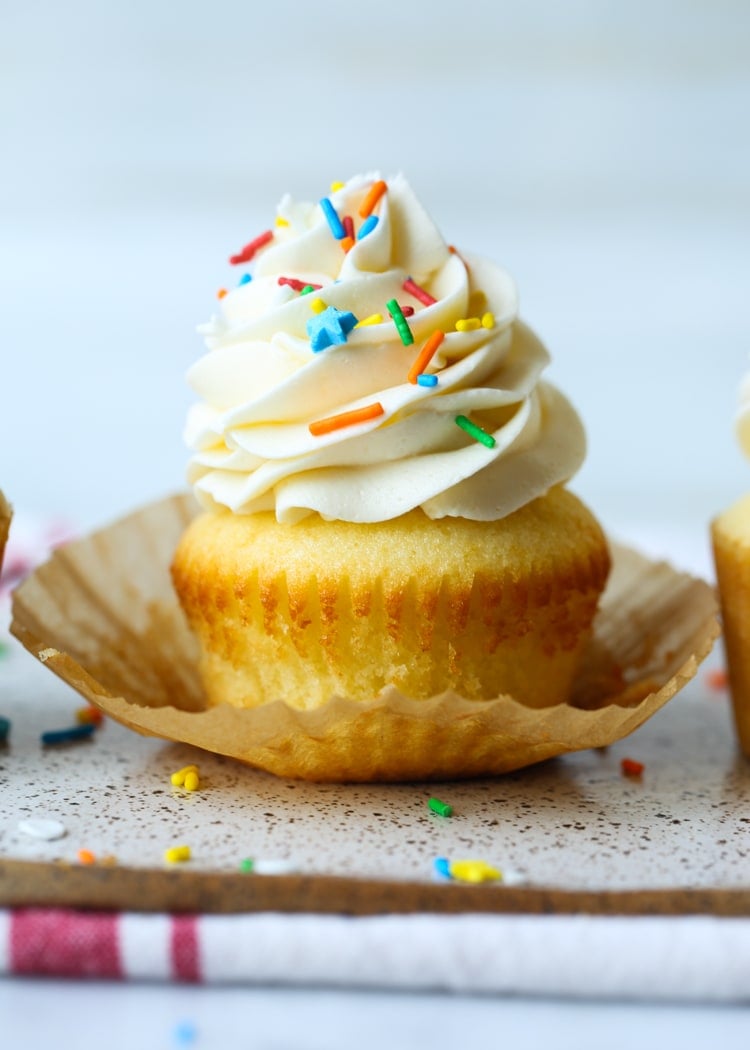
[185,173,586,523]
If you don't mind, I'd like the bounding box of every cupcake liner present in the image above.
[712,502,750,756]
[11,493,719,782]
[0,490,11,577]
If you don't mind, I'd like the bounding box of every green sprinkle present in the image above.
[0,717,10,744]
[428,797,453,818]
[300,285,315,295]
[455,414,496,449]
[0,639,9,659]
[239,857,255,874]
[386,298,414,346]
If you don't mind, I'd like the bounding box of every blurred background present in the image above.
[1,0,748,572]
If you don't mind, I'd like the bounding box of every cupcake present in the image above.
[171,173,610,772]
[712,369,750,755]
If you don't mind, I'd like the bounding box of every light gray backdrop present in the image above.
[2,0,748,559]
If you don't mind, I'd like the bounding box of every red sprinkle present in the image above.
[403,277,436,306]
[400,304,415,317]
[621,758,644,778]
[229,230,273,265]
[343,215,354,240]
[278,276,322,291]
[706,668,728,691]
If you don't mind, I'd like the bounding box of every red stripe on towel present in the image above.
[10,909,122,978]
[171,915,200,982]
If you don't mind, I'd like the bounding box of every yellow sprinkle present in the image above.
[355,313,383,327]
[455,317,481,332]
[183,771,200,792]
[170,764,199,788]
[330,181,345,192]
[481,312,495,329]
[164,845,191,864]
[310,298,327,314]
[275,216,289,227]
[449,859,502,883]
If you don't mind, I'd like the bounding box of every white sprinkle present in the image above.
[37,648,60,663]
[18,817,67,841]
[500,868,527,887]
[252,858,298,876]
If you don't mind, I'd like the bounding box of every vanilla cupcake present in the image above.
[712,369,750,755]
[172,174,610,773]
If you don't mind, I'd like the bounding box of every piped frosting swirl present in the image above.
[185,173,586,523]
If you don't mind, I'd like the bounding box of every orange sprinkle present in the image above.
[359,179,387,218]
[706,668,728,691]
[621,758,644,777]
[77,849,96,865]
[341,235,355,253]
[76,705,103,726]
[217,289,228,299]
[309,402,384,436]
[408,330,445,384]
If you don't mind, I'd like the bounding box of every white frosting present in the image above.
[185,173,586,523]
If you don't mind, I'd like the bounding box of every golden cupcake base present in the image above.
[11,493,719,782]
[712,494,750,756]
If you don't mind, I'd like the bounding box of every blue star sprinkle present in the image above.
[306,306,359,353]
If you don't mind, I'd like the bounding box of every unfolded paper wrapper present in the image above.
[0,491,11,576]
[10,493,719,782]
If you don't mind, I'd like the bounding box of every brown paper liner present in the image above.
[11,493,719,782]
[0,490,11,577]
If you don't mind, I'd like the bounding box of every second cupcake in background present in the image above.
[172,174,610,759]
[712,368,750,757]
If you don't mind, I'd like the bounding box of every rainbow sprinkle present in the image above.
[359,179,387,218]
[386,298,414,346]
[320,197,346,239]
[455,415,496,449]
[309,402,384,436]
[278,276,322,292]
[358,215,379,240]
[307,306,359,352]
[403,277,436,306]
[407,330,444,384]
[229,229,273,265]
[455,317,481,332]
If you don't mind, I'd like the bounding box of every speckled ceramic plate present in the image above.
[10,493,719,781]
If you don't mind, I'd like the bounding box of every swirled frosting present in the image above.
[185,173,586,523]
